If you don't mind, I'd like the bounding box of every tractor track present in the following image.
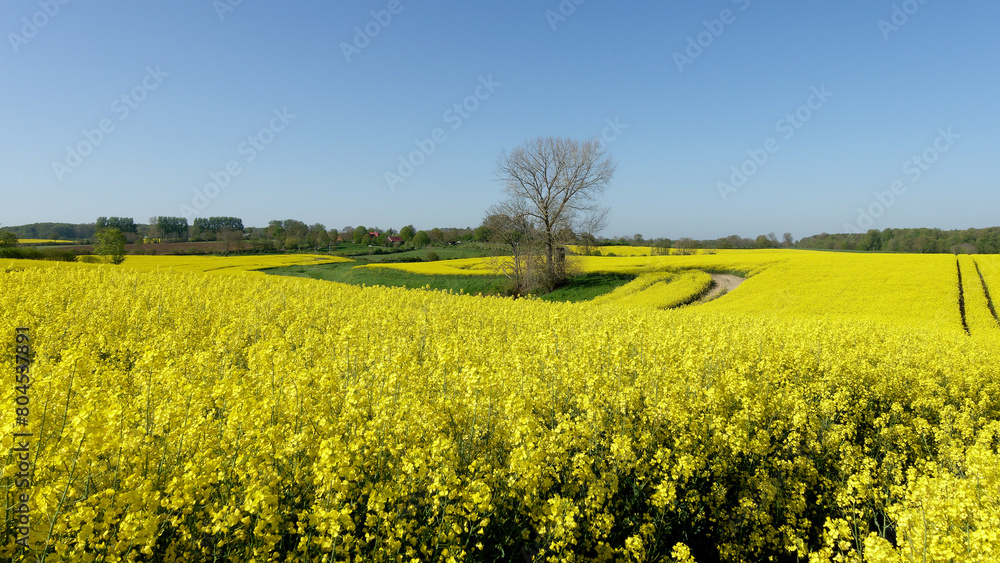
[957,259,970,335]
[973,260,1000,327]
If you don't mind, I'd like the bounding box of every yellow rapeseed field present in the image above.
[566,246,657,257]
[112,254,352,275]
[2,251,999,562]
[590,271,714,310]
[565,246,719,257]
[5,254,350,276]
[372,250,981,332]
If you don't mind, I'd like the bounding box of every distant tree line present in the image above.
[244,221,487,253]
[149,216,189,240]
[192,217,244,238]
[591,227,1000,255]
[0,225,77,261]
[582,232,796,253]
[3,218,490,252]
[2,222,96,240]
[96,217,138,234]
[797,227,1000,254]
[7,219,1000,256]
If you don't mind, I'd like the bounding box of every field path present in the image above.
[699,274,745,303]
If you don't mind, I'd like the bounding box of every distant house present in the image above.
[387,236,404,245]
[368,231,380,239]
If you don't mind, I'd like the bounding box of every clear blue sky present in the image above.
[2,1,998,240]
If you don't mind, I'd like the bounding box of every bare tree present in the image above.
[485,199,540,295]
[494,136,615,289]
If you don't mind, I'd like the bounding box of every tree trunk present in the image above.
[544,239,555,288]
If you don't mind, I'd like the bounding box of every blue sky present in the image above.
[2,1,998,240]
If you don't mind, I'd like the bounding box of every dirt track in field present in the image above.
[699,274,745,303]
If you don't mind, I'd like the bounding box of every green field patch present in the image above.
[536,273,637,302]
[264,260,508,295]
[266,260,637,302]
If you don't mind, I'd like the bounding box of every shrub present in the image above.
[0,247,77,261]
